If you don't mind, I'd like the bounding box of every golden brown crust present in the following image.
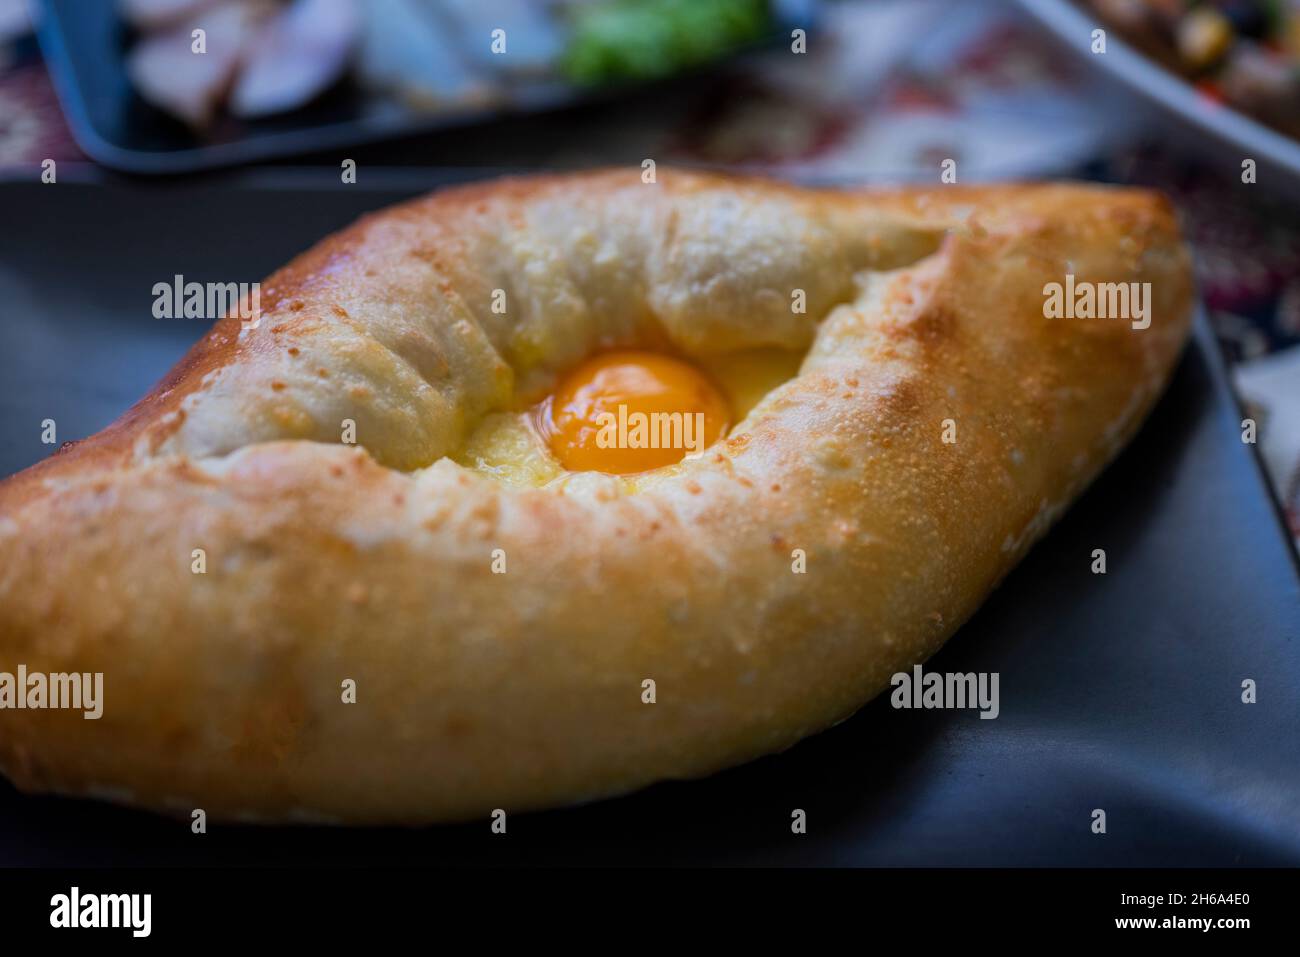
[0,169,1193,823]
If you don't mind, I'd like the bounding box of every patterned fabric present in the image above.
[0,59,83,167]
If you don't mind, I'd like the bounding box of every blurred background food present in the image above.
[12,0,813,170]
[117,0,786,129]
[0,0,1296,549]
[1083,0,1300,138]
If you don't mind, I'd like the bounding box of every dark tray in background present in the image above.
[34,0,815,175]
[0,175,1297,865]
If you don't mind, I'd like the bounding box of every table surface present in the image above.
[0,177,1297,865]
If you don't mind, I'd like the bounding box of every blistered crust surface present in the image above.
[0,170,1192,822]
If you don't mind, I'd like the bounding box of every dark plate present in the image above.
[0,174,1297,865]
[34,0,814,175]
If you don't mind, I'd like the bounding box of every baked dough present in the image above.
[0,169,1193,823]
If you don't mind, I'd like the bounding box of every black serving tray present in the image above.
[34,0,815,175]
[0,174,1297,865]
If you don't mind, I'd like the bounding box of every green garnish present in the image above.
[562,0,773,85]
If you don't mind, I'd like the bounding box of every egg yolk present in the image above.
[541,351,730,474]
